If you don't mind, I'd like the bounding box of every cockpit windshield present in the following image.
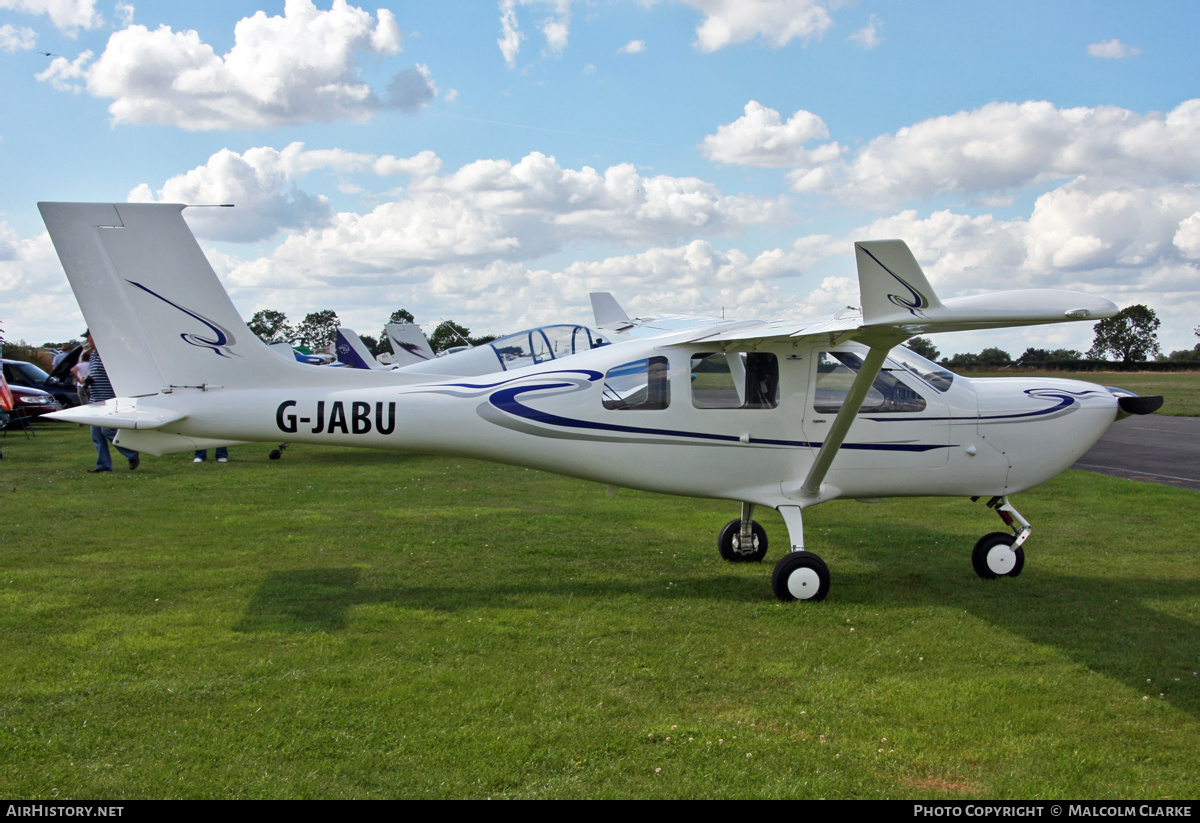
[487,324,607,371]
[889,346,955,392]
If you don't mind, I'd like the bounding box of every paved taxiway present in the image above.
[1072,414,1200,491]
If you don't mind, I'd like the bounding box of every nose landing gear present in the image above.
[972,496,1030,579]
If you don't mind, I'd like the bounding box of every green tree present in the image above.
[295,310,341,352]
[1016,347,1080,366]
[429,320,471,353]
[906,336,940,361]
[1088,304,1161,363]
[247,309,293,343]
[358,333,387,358]
[942,352,980,370]
[977,347,1012,368]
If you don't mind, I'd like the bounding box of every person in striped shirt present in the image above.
[81,330,140,473]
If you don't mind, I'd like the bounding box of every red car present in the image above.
[3,385,61,429]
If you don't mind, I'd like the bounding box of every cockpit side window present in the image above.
[602,356,670,410]
[814,351,927,413]
[690,352,779,409]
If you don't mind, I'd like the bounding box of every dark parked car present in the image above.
[2,358,80,409]
[4,384,61,429]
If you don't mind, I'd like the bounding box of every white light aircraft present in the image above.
[40,202,1162,602]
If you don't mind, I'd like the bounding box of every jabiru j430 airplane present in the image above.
[39,202,1162,602]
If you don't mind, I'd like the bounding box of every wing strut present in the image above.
[799,343,891,497]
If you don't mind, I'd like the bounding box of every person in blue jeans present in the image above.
[82,331,140,474]
[194,448,228,463]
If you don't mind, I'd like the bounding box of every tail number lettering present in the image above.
[275,400,396,436]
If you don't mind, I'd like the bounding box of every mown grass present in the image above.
[959,370,1200,416]
[1,424,1197,799]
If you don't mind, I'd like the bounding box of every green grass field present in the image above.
[1,424,1197,799]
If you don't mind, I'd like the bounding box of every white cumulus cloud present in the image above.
[38,0,422,130]
[847,14,881,50]
[0,0,101,34]
[496,0,571,67]
[701,100,833,167]
[682,0,833,52]
[211,149,783,295]
[1088,38,1139,59]
[0,23,37,51]
[758,99,1200,204]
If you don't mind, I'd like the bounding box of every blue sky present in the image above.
[3,0,1199,357]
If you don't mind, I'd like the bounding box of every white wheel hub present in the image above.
[787,567,822,600]
[986,544,1017,576]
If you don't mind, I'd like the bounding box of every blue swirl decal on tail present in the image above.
[125,280,241,358]
[860,246,930,317]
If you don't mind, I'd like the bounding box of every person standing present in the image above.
[193,448,228,463]
[81,330,140,473]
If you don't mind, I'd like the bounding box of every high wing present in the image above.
[658,240,1117,502]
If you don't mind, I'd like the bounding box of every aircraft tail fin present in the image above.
[855,240,945,327]
[384,323,435,365]
[590,292,630,328]
[39,202,326,396]
[334,327,382,370]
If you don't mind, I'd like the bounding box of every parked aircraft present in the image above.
[39,202,1161,602]
[384,322,435,365]
[334,327,387,370]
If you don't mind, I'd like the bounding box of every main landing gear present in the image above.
[717,503,768,562]
[717,504,831,602]
[721,495,1035,602]
[971,496,1031,580]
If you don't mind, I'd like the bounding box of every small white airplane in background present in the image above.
[39,202,1161,602]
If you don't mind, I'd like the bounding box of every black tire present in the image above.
[771,551,830,602]
[717,518,768,562]
[972,532,1025,579]
[269,449,282,460]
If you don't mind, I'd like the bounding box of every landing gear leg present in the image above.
[972,495,1030,579]
[717,502,767,562]
[770,505,830,602]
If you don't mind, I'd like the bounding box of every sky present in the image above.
[2,0,1199,358]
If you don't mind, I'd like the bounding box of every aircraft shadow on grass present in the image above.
[235,542,1199,720]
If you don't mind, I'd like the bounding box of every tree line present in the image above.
[906,304,1199,369]
[245,308,498,355]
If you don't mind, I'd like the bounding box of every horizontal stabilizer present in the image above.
[113,429,250,457]
[46,400,186,429]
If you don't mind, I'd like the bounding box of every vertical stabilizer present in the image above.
[334,327,380,370]
[855,240,944,327]
[590,292,629,327]
[40,202,312,396]
[384,323,435,365]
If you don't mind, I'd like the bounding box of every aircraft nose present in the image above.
[1105,386,1165,420]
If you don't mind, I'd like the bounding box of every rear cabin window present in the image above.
[814,351,927,414]
[602,356,670,410]
[690,352,779,409]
